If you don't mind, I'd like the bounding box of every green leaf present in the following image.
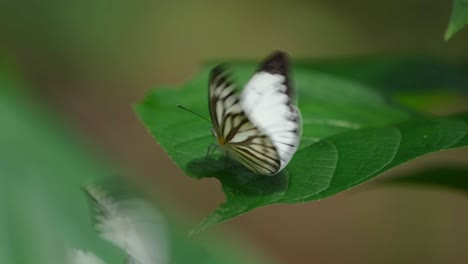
[309,117,468,199]
[382,166,468,193]
[136,63,468,233]
[445,0,468,40]
[451,113,468,148]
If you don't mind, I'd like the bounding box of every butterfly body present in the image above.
[209,51,301,175]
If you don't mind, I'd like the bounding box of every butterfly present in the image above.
[208,51,302,175]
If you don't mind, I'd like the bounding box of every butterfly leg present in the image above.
[205,143,218,158]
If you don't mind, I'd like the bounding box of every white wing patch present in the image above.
[240,72,301,171]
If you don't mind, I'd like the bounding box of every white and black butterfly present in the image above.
[208,51,302,175]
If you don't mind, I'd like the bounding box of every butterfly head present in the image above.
[211,128,226,146]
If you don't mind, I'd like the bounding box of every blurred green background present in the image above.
[1,1,468,263]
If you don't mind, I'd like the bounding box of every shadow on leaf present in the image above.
[187,155,289,197]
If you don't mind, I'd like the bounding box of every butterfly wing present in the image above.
[239,51,302,172]
[208,65,238,135]
[209,66,282,175]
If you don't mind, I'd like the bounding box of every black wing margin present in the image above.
[256,51,292,98]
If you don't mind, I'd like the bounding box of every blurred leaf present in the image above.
[445,0,468,40]
[136,63,468,233]
[392,91,466,113]
[296,55,468,93]
[0,66,266,263]
[0,73,123,263]
[383,166,468,193]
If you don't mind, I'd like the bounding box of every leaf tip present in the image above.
[444,24,456,41]
[190,211,224,237]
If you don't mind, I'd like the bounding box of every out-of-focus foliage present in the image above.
[0,62,267,264]
[383,166,468,193]
[297,55,468,93]
[0,63,123,263]
[446,0,468,40]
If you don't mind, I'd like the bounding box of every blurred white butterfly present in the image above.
[69,250,106,264]
[70,186,170,264]
[208,51,302,175]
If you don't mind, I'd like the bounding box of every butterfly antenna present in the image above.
[177,104,212,124]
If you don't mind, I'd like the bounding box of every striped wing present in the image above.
[209,66,282,175]
[239,51,301,172]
